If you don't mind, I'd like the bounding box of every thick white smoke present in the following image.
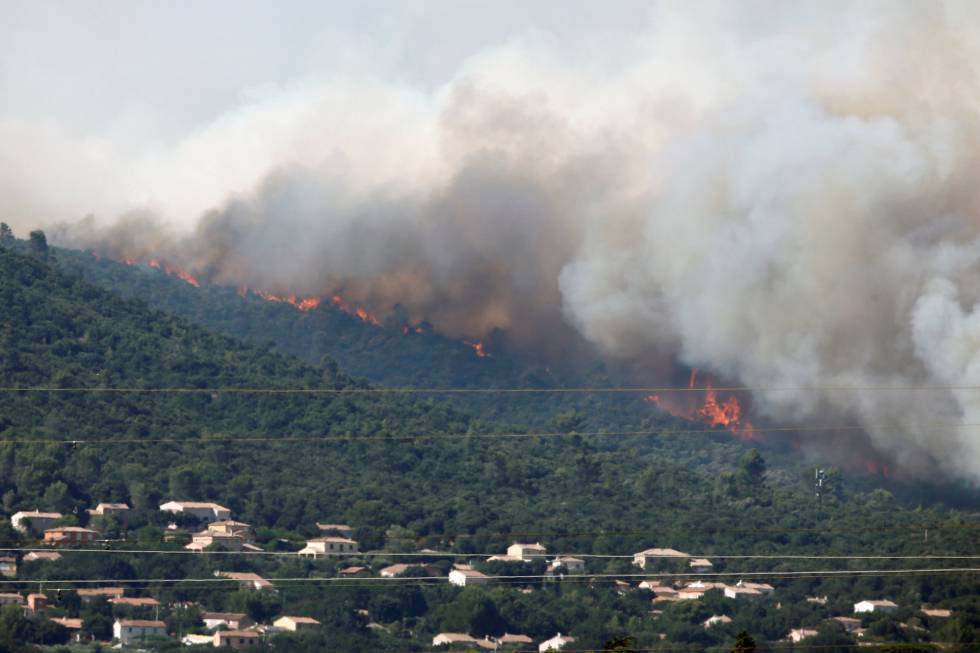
[16,2,980,478]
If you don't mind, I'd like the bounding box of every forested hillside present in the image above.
[0,237,978,652]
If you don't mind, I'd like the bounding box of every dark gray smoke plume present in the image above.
[28,3,980,479]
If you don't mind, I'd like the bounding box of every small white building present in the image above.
[689,558,714,573]
[507,543,548,561]
[298,536,359,557]
[113,619,167,645]
[724,581,774,600]
[433,632,478,647]
[854,600,898,614]
[201,612,253,631]
[704,615,732,628]
[548,557,585,574]
[87,503,130,518]
[539,632,576,652]
[159,501,231,523]
[449,568,490,587]
[789,628,818,643]
[273,615,321,631]
[11,511,62,535]
[632,547,690,569]
[185,530,244,552]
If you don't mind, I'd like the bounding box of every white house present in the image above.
[214,630,262,648]
[507,543,548,561]
[704,615,732,628]
[273,615,321,631]
[789,628,818,643]
[632,547,690,569]
[433,632,478,647]
[200,612,253,631]
[159,501,230,523]
[449,568,490,587]
[724,581,774,600]
[298,536,359,557]
[113,619,167,645]
[689,558,714,573]
[11,511,62,535]
[87,503,130,519]
[548,557,585,574]
[539,632,576,652]
[855,600,898,614]
[185,530,244,552]
[216,571,273,591]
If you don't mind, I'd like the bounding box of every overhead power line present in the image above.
[5,383,980,394]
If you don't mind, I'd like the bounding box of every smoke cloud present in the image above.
[11,2,980,479]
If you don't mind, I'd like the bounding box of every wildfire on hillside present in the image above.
[463,340,491,358]
[646,368,755,440]
[120,257,201,287]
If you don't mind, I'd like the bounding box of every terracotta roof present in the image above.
[77,587,125,597]
[316,523,352,530]
[45,526,99,534]
[117,619,166,628]
[110,597,160,606]
[216,630,260,639]
[309,536,357,544]
[280,615,321,624]
[921,608,952,618]
[497,633,533,643]
[161,501,229,510]
[14,511,62,519]
[51,617,83,629]
[636,547,690,558]
[339,566,368,575]
[202,612,249,621]
[24,551,61,561]
[435,633,477,642]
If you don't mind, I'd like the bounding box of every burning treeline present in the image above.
[43,4,980,481]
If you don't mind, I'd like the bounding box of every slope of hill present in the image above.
[0,238,978,651]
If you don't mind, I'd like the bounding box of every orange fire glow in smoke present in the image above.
[463,340,491,358]
[646,369,755,440]
[123,257,201,287]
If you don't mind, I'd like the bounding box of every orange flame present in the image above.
[463,340,490,358]
[250,289,321,312]
[865,461,891,477]
[331,295,381,325]
[646,374,755,440]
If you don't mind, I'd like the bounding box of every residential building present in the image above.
[316,523,354,537]
[496,633,533,647]
[548,557,585,574]
[689,558,714,573]
[433,633,479,647]
[724,581,774,600]
[201,612,253,631]
[159,501,231,523]
[380,563,413,577]
[273,616,321,631]
[207,520,255,543]
[632,547,690,569]
[78,587,125,602]
[43,526,100,546]
[182,634,214,646]
[11,511,62,535]
[110,596,160,608]
[339,566,369,577]
[23,551,60,562]
[214,630,261,649]
[704,615,732,628]
[114,619,167,645]
[539,632,576,652]
[87,503,130,519]
[806,596,828,605]
[449,568,490,587]
[216,571,273,591]
[185,530,245,552]
[678,581,725,599]
[0,593,23,607]
[0,556,16,577]
[789,629,818,643]
[49,617,83,632]
[832,617,862,632]
[921,607,952,619]
[26,594,47,614]
[298,536,359,557]
[854,600,898,614]
[506,542,548,561]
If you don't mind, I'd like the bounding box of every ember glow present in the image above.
[463,340,491,358]
[330,295,381,325]
[121,257,201,287]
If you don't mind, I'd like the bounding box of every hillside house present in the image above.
[507,542,548,561]
[0,556,16,577]
[159,501,231,523]
[497,633,533,647]
[854,599,898,614]
[87,503,130,519]
[110,596,160,608]
[208,520,255,543]
[679,581,725,599]
[49,617,83,639]
[273,615,321,631]
[380,563,413,577]
[921,607,952,619]
[0,593,24,607]
[548,556,585,574]
[185,530,245,552]
[23,551,60,562]
[689,558,714,573]
[449,568,490,587]
[216,571,273,591]
[789,628,818,643]
[202,612,253,631]
[704,615,732,628]
[433,633,479,647]
[78,587,125,602]
[214,630,261,649]
[316,523,354,537]
[724,581,774,600]
[114,619,167,645]
[26,593,46,614]
[298,536,359,557]
[632,547,690,569]
[339,566,369,577]
[11,511,62,535]
[43,526,100,546]
[539,632,576,652]
[832,616,862,632]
